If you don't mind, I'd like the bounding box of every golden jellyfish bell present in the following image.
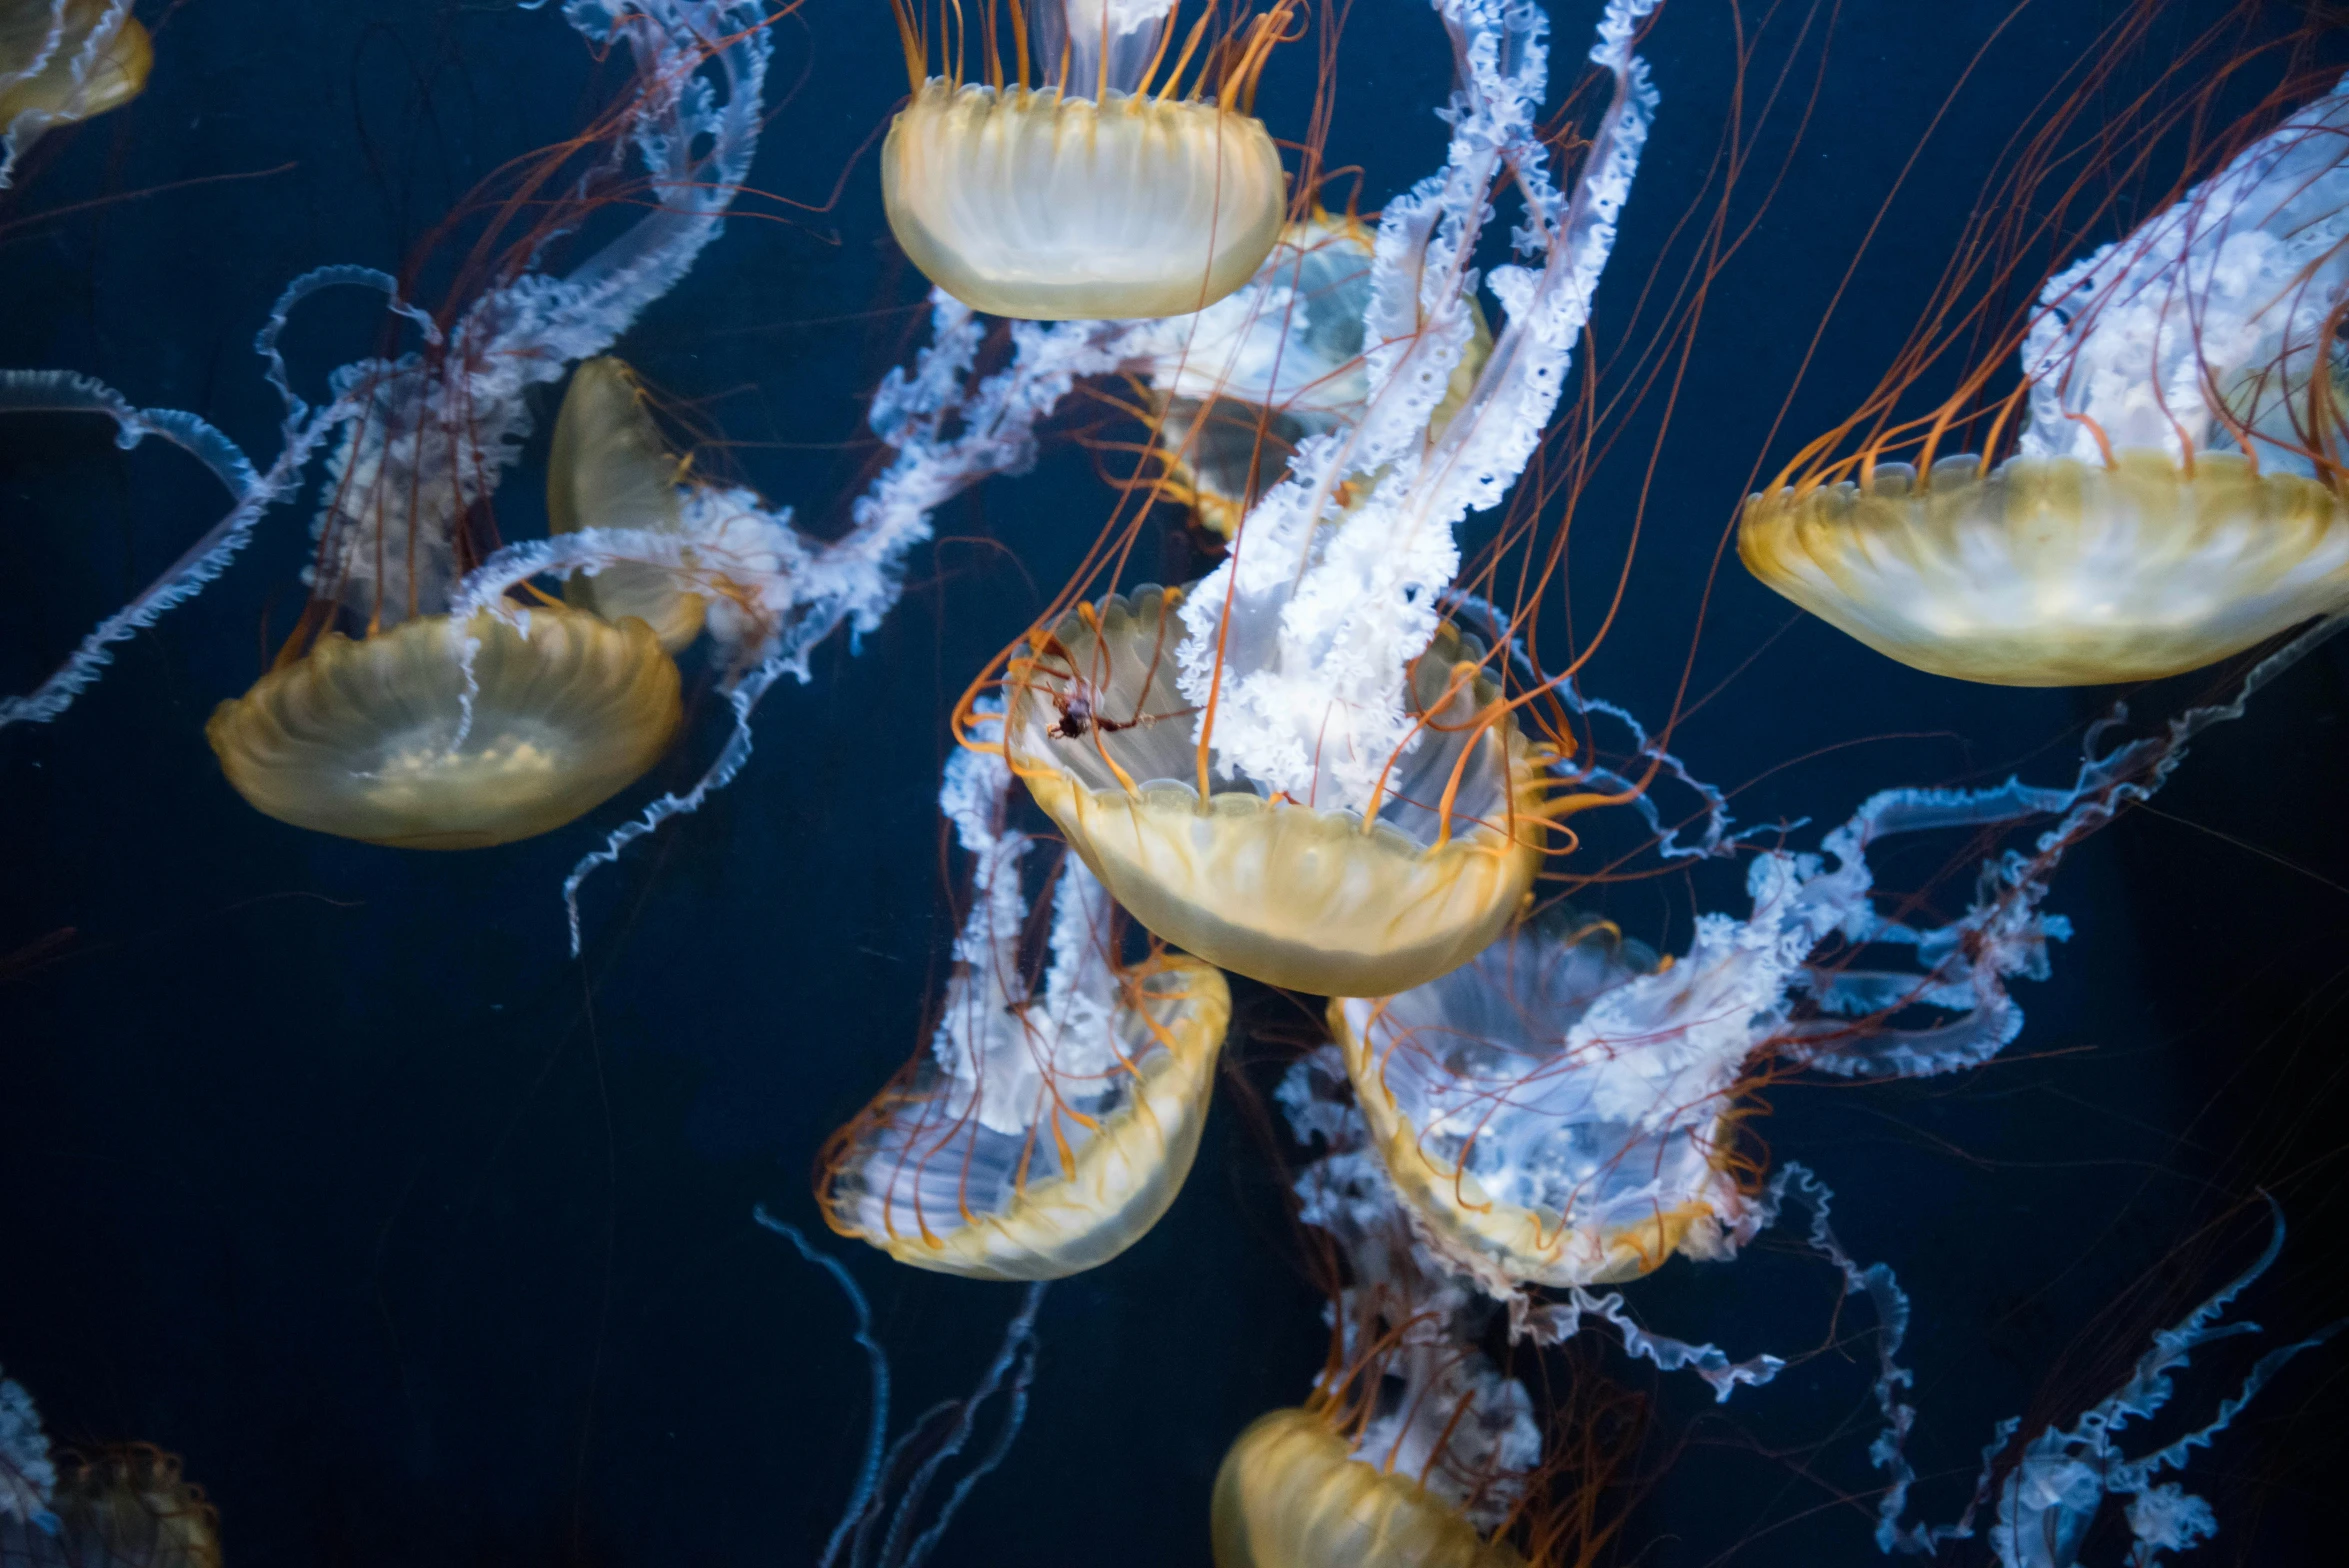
[1739,452,2349,686]
[0,1,152,147]
[1211,1410,1529,1568]
[547,357,708,653]
[881,2,1291,320]
[207,606,681,850]
[820,954,1231,1280]
[1005,586,1552,997]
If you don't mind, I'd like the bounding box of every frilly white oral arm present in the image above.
[2017,75,2349,471]
[0,1367,57,1534]
[1175,0,1662,812]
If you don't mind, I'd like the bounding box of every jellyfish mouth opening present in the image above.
[1741,450,2349,685]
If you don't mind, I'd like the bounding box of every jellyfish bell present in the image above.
[206,606,681,851]
[1742,71,2349,686]
[547,357,708,653]
[1329,910,1751,1292]
[821,736,1233,1281]
[1000,584,1556,998]
[881,0,1293,320]
[0,0,152,183]
[1212,1409,1531,1568]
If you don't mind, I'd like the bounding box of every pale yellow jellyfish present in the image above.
[1741,77,2349,686]
[547,357,708,653]
[0,1,151,180]
[1212,1410,1531,1568]
[881,0,1292,320]
[820,740,1233,1280]
[1001,585,1557,998]
[208,606,680,850]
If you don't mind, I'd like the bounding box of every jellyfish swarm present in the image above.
[992,0,1661,998]
[0,1,150,188]
[820,714,1231,1281]
[1213,1050,1544,1568]
[1742,71,2349,686]
[0,2,776,853]
[881,0,1292,320]
[1133,211,1493,538]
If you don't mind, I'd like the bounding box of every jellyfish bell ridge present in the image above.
[819,952,1231,1281]
[1211,1409,1531,1568]
[1739,450,2349,686]
[1002,583,1557,998]
[1331,916,1748,1291]
[206,606,682,850]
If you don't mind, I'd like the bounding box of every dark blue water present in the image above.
[1,3,2343,1565]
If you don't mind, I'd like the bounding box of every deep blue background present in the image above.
[1,2,2344,1565]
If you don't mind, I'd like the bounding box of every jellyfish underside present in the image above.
[1332,917,1741,1289]
[0,1,151,140]
[1005,585,1549,997]
[1211,1410,1530,1568]
[547,357,709,653]
[206,606,682,850]
[1739,451,2349,685]
[883,78,1287,320]
[820,955,1230,1280]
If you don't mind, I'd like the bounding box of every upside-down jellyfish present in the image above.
[820,716,1231,1280]
[992,0,1660,997]
[0,0,150,187]
[882,0,1292,319]
[1742,73,2349,685]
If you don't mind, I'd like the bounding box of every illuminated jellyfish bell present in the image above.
[1212,1411,1530,1568]
[207,608,680,850]
[1003,585,1555,998]
[1329,909,1752,1290]
[547,357,708,653]
[882,0,1291,320]
[1742,77,2349,686]
[1141,212,1493,539]
[0,1,152,180]
[820,735,1232,1280]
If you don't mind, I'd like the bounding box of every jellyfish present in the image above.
[881,0,1293,320]
[974,0,1661,999]
[0,1368,54,1533]
[1321,602,2343,1314]
[546,357,711,654]
[818,710,1232,1280]
[1213,1050,1546,1568]
[1742,69,2349,686]
[1131,211,1494,538]
[0,0,150,188]
[0,2,776,853]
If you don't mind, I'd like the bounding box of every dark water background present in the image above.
[2,2,2345,1565]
